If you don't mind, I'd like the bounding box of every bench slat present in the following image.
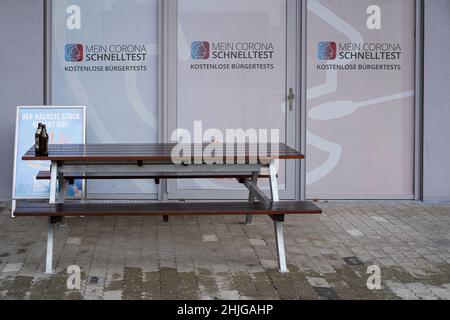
[23,143,304,162]
[14,202,322,217]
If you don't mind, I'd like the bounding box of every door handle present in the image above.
[288,88,295,111]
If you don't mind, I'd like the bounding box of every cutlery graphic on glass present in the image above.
[308,91,415,121]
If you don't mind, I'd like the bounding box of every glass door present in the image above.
[50,0,160,199]
[168,0,299,200]
[305,0,416,200]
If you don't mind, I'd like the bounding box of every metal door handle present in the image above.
[288,88,295,111]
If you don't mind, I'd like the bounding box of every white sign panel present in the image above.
[13,106,86,199]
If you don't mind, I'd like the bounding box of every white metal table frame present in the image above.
[45,159,288,274]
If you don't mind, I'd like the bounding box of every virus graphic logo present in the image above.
[317,42,337,60]
[191,41,210,59]
[65,44,84,62]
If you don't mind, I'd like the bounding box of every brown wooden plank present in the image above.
[23,143,304,162]
[14,201,322,217]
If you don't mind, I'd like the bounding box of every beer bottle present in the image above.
[40,124,49,157]
[35,123,43,156]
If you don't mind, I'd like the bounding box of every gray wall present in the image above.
[0,0,43,200]
[0,1,449,201]
[423,0,450,202]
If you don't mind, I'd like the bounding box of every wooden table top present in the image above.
[23,143,304,162]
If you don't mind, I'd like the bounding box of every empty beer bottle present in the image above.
[40,124,49,157]
[35,123,43,156]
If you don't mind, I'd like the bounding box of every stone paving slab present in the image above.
[0,201,450,300]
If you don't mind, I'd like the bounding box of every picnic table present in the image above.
[15,143,322,274]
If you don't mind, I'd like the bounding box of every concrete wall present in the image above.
[423,0,450,202]
[0,0,43,200]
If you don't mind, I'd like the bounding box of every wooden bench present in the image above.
[19,143,315,274]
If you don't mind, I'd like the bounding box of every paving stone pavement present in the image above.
[0,201,450,300]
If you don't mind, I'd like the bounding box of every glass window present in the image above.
[306,0,416,199]
[51,0,159,196]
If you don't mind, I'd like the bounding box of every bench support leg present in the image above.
[269,161,279,202]
[45,218,55,274]
[269,160,288,273]
[245,172,259,225]
[160,179,169,222]
[57,177,69,227]
[11,200,16,218]
[274,220,288,273]
[46,162,59,274]
[49,162,58,204]
[57,174,68,204]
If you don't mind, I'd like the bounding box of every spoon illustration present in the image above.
[308,91,415,121]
